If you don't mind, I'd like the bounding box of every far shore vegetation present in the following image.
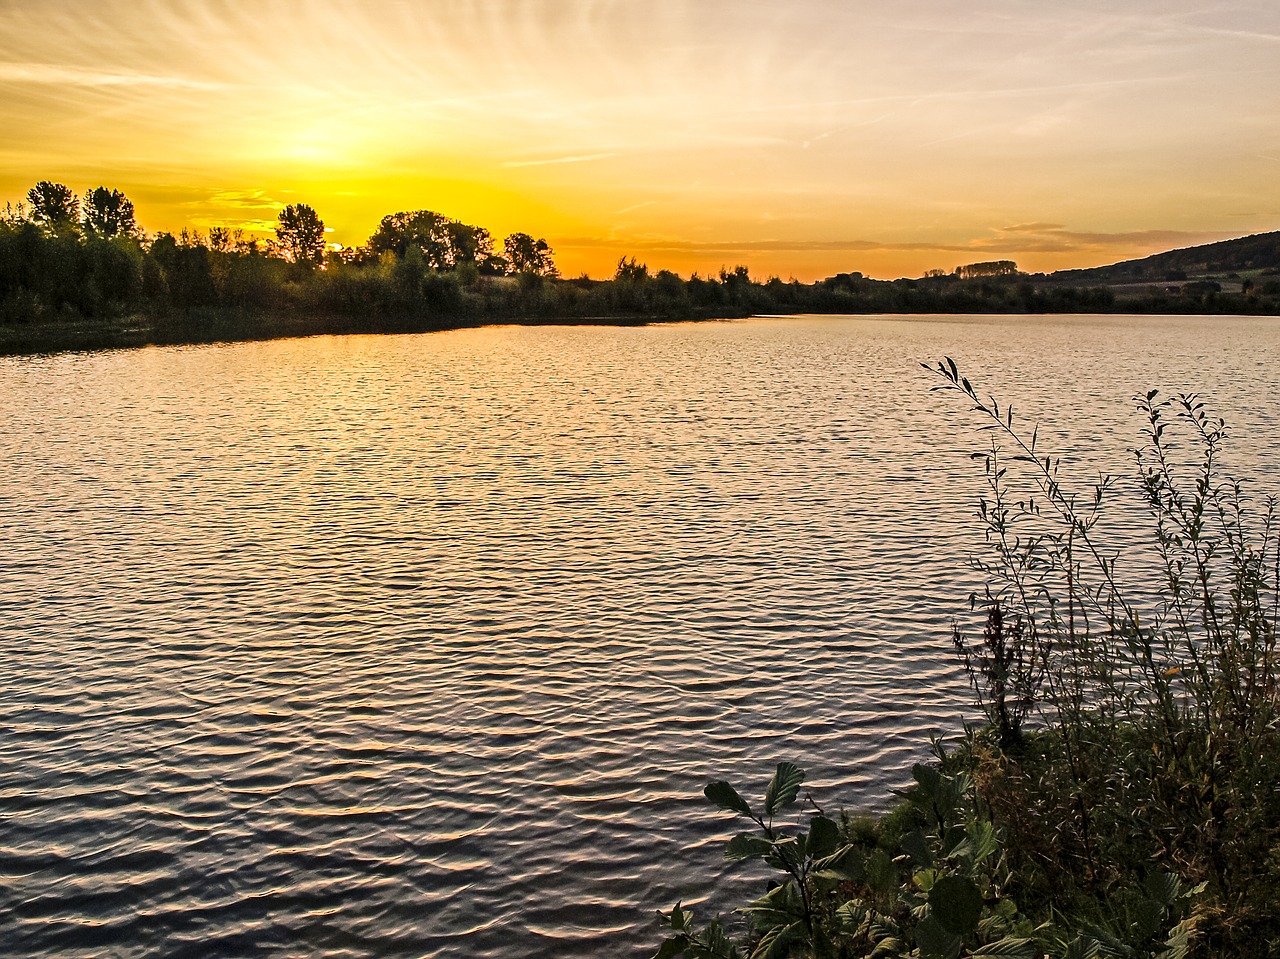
[3,180,1280,356]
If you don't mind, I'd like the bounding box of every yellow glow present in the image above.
[2,1,1278,279]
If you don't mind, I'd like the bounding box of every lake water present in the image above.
[2,314,1277,957]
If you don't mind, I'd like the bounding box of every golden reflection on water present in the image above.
[1,315,1279,958]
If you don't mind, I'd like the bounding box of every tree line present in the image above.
[2,179,1278,352]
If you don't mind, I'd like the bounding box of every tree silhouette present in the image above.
[82,187,139,240]
[274,204,326,267]
[367,210,451,266]
[503,232,557,276]
[956,260,1018,279]
[442,221,496,269]
[26,181,79,231]
[614,256,649,283]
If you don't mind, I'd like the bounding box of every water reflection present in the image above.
[1,314,1277,957]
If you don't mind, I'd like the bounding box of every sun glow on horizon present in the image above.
[3,0,1278,280]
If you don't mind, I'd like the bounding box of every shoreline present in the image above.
[0,306,754,358]
[1,301,1274,358]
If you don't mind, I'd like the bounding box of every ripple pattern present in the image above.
[2,314,1278,957]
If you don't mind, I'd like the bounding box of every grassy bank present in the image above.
[655,365,1280,959]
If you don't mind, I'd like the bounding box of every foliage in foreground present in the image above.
[655,363,1280,957]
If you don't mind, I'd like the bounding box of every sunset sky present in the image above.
[2,0,1278,280]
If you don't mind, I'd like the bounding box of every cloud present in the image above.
[0,61,222,91]
[980,224,1237,255]
[555,235,883,254]
[190,216,278,233]
[502,152,617,168]
[1000,222,1067,234]
[555,225,1240,261]
[204,190,282,210]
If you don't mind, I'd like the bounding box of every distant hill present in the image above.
[1050,231,1280,283]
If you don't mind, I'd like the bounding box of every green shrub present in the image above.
[656,363,1276,957]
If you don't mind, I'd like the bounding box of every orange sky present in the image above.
[2,1,1278,280]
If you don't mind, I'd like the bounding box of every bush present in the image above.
[654,363,1278,957]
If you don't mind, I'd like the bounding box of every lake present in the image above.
[2,314,1277,957]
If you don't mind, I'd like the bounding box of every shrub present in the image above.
[655,362,1277,957]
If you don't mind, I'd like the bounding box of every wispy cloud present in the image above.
[190,216,278,233]
[557,225,1237,260]
[979,224,1236,255]
[502,152,616,168]
[202,190,282,210]
[0,61,222,91]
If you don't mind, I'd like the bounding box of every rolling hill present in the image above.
[1050,231,1280,284]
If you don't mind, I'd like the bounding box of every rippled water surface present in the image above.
[3,314,1278,957]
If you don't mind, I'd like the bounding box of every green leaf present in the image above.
[929,875,983,937]
[948,820,998,868]
[814,849,864,885]
[695,920,739,959]
[725,832,774,861]
[864,848,898,896]
[1164,917,1196,959]
[912,763,942,797]
[811,868,848,889]
[1130,897,1164,941]
[807,815,839,859]
[836,900,869,934]
[969,938,1039,958]
[660,902,692,931]
[768,834,802,868]
[705,781,752,816]
[1061,936,1102,959]
[750,920,807,959]
[1143,871,1180,906]
[813,843,860,872]
[653,935,690,959]
[763,762,805,816]
[901,828,934,868]
[915,913,963,959]
[811,921,838,959]
[969,820,998,865]
[913,868,940,893]
[745,880,805,927]
[869,937,905,958]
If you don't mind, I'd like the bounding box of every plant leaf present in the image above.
[969,939,1039,958]
[705,781,752,816]
[763,763,805,816]
[929,875,983,937]
[915,913,963,959]
[653,935,690,959]
[725,832,774,861]
[901,828,934,868]
[807,815,839,859]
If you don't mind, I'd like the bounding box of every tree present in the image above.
[26,181,79,232]
[274,203,326,267]
[614,256,649,283]
[150,232,217,307]
[956,260,1018,279]
[82,187,139,240]
[367,210,451,266]
[503,232,557,276]
[442,221,495,269]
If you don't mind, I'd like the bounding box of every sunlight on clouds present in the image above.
[1,0,1278,278]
